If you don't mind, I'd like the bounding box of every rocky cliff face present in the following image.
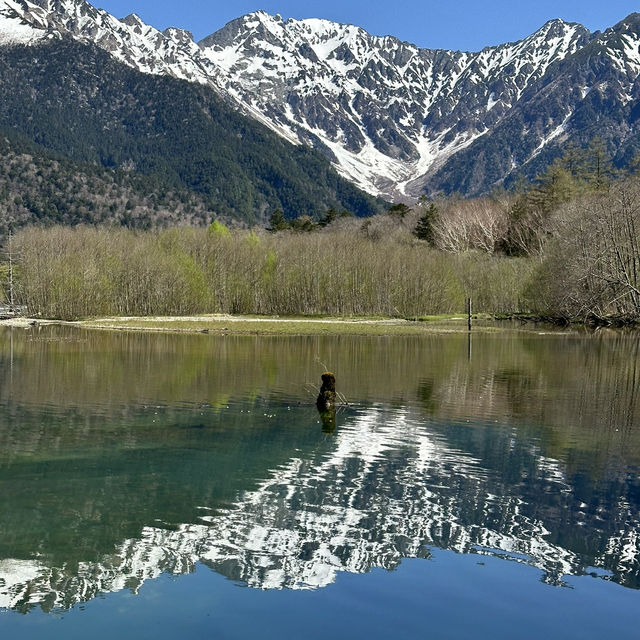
[199,13,592,197]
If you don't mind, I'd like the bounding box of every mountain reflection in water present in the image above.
[0,326,638,613]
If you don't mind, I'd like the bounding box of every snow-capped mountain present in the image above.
[200,14,590,197]
[199,12,640,197]
[2,0,640,199]
[0,0,215,79]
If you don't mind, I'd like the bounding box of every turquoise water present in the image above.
[0,326,638,638]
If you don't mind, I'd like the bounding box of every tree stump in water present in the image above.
[319,409,336,434]
[316,372,336,411]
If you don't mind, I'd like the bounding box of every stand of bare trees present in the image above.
[431,197,509,254]
[527,179,640,320]
[9,224,532,320]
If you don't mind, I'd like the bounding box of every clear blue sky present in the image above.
[95,1,640,50]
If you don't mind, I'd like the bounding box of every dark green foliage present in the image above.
[0,133,214,235]
[289,216,317,232]
[413,203,439,244]
[267,209,289,232]
[387,203,411,220]
[0,40,385,226]
[318,207,351,228]
[319,207,338,227]
[583,137,617,190]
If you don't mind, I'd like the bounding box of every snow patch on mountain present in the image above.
[0,0,223,84]
[0,0,44,43]
[532,113,572,158]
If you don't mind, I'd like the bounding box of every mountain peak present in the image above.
[523,17,590,45]
[234,10,285,30]
[198,12,277,49]
[120,13,144,28]
[541,17,572,27]
[612,12,640,33]
[618,12,640,24]
[163,26,193,44]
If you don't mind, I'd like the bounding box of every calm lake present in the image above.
[0,325,639,638]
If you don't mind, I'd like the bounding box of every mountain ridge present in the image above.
[1,0,640,200]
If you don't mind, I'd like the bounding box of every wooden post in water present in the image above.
[8,230,14,313]
[9,326,13,387]
[467,297,472,332]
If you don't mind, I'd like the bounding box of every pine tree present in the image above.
[290,215,316,232]
[529,161,577,213]
[584,137,615,191]
[559,142,588,180]
[319,207,338,227]
[267,209,289,232]
[387,203,411,221]
[413,203,439,244]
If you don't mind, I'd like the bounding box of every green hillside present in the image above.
[0,39,384,227]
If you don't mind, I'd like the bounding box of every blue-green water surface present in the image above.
[0,325,638,638]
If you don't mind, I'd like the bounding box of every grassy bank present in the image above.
[75,314,505,336]
[1,313,509,337]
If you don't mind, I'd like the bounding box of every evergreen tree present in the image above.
[584,137,615,191]
[413,203,439,245]
[387,203,411,221]
[290,215,316,232]
[559,142,588,180]
[529,161,577,213]
[319,207,338,227]
[267,209,289,232]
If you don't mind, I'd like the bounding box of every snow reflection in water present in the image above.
[2,403,638,612]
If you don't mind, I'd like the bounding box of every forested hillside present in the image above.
[0,39,384,228]
[0,134,222,233]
